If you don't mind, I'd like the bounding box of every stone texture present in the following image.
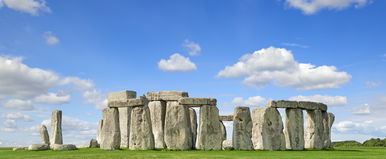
[129,106,155,150]
[149,101,166,149]
[298,102,327,111]
[326,112,335,148]
[51,144,77,151]
[284,108,304,150]
[189,108,197,148]
[118,107,132,148]
[267,100,327,111]
[40,125,50,145]
[322,111,329,149]
[109,96,148,107]
[219,115,233,121]
[164,101,193,150]
[305,110,324,149]
[178,98,217,106]
[97,120,103,143]
[220,120,227,142]
[251,107,285,150]
[222,140,233,150]
[233,106,253,150]
[107,90,136,107]
[13,147,27,151]
[147,91,188,101]
[90,139,99,148]
[28,144,49,151]
[197,105,222,150]
[50,110,63,145]
[100,108,120,150]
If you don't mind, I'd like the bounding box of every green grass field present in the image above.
[1,147,385,159]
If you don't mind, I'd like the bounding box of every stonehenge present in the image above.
[285,108,304,150]
[100,107,120,150]
[50,110,63,145]
[197,105,222,150]
[233,106,253,150]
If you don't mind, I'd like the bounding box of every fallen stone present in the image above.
[147,91,188,101]
[100,108,121,150]
[149,101,166,149]
[13,147,27,151]
[28,144,49,151]
[78,144,90,148]
[197,105,222,150]
[129,106,155,150]
[50,110,63,145]
[178,98,217,106]
[189,108,198,148]
[327,112,335,148]
[222,140,233,150]
[118,107,132,148]
[90,139,99,148]
[97,120,103,143]
[164,101,193,150]
[267,100,327,111]
[51,144,77,151]
[251,107,285,150]
[219,115,233,121]
[40,125,50,145]
[233,106,253,150]
[107,90,136,107]
[284,108,304,150]
[305,110,324,149]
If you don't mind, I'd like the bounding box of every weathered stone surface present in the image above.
[222,140,233,150]
[197,105,222,150]
[97,120,103,143]
[251,107,285,150]
[148,101,166,149]
[322,111,329,149]
[233,106,253,150]
[100,108,120,150]
[109,96,148,107]
[40,125,50,145]
[107,90,136,107]
[189,108,197,148]
[178,98,217,106]
[28,144,49,151]
[220,120,227,142]
[284,108,304,150]
[164,101,193,150]
[305,110,324,149]
[50,110,63,145]
[90,139,99,148]
[129,106,155,150]
[267,100,327,111]
[78,144,90,148]
[13,147,27,151]
[326,112,335,148]
[51,144,77,151]
[219,115,233,121]
[118,107,132,148]
[147,91,188,101]
[298,102,327,111]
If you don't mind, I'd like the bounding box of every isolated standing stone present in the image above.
[284,108,304,150]
[100,108,120,150]
[164,101,193,150]
[222,140,233,150]
[50,110,63,145]
[327,112,335,148]
[233,106,253,150]
[305,110,324,149]
[28,144,49,151]
[129,106,155,150]
[97,120,103,143]
[40,125,50,145]
[148,101,166,149]
[251,107,285,150]
[189,108,198,148]
[197,105,222,150]
[118,107,132,148]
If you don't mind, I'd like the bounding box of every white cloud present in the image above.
[231,96,266,107]
[3,99,35,110]
[183,40,201,56]
[286,0,370,15]
[281,42,309,48]
[217,47,351,90]
[158,53,197,72]
[0,0,50,16]
[289,95,347,106]
[43,32,60,45]
[365,81,381,88]
[1,112,33,122]
[333,120,386,136]
[1,119,17,132]
[34,92,70,105]
[353,103,371,115]
[82,89,107,110]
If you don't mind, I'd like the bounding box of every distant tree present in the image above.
[362,138,386,147]
[333,141,362,147]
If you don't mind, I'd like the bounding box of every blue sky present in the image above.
[0,0,386,146]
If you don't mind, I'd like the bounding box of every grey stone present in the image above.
[13,147,27,151]
[322,111,329,149]
[28,144,49,151]
[149,101,166,149]
[219,115,233,121]
[189,108,197,148]
[178,98,217,106]
[164,101,193,150]
[267,100,327,111]
[222,140,233,150]
[197,105,222,150]
[51,144,77,151]
[267,100,298,109]
[97,120,103,143]
[100,108,120,150]
[129,106,155,150]
[118,107,132,148]
[40,125,50,145]
[251,107,285,150]
[50,110,63,145]
[298,102,327,111]
[233,106,253,150]
[284,108,304,150]
[90,139,99,148]
[220,120,227,142]
[78,144,90,148]
[326,112,335,148]
[147,91,188,101]
[109,96,148,108]
[305,110,324,149]
[107,90,136,107]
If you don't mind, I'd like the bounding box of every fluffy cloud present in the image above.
[3,99,35,110]
[183,40,201,56]
[231,96,266,107]
[352,103,371,115]
[217,47,351,90]
[43,32,60,45]
[1,119,17,132]
[34,92,70,105]
[0,0,50,16]
[286,0,370,14]
[1,112,33,122]
[158,53,197,72]
[333,120,386,136]
[289,95,347,106]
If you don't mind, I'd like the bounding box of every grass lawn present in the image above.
[0,147,385,159]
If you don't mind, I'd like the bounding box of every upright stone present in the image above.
[189,108,198,148]
[197,105,222,150]
[284,108,304,150]
[118,107,132,148]
[50,110,63,145]
[305,110,324,149]
[164,101,192,150]
[233,106,253,150]
[327,112,335,148]
[97,120,103,143]
[100,108,120,150]
[129,106,155,150]
[251,107,285,150]
[148,101,166,149]
[220,120,227,142]
[322,111,329,149]
[40,125,50,145]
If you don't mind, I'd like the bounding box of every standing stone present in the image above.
[189,108,198,148]
[322,111,329,149]
[90,139,99,148]
[251,107,285,150]
[40,125,50,145]
[305,110,324,149]
[129,106,155,150]
[148,101,166,149]
[97,120,103,143]
[220,120,227,142]
[100,108,120,150]
[197,105,222,150]
[233,106,253,150]
[50,110,63,145]
[285,108,304,150]
[164,101,193,150]
[118,107,132,148]
[327,112,335,148]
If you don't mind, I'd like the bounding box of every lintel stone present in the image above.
[219,115,233,121]
[107,90,137,107]
[267,100,327,111]
[147,91,188,101]
[178,97,216,106]
[109,96,148,107]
